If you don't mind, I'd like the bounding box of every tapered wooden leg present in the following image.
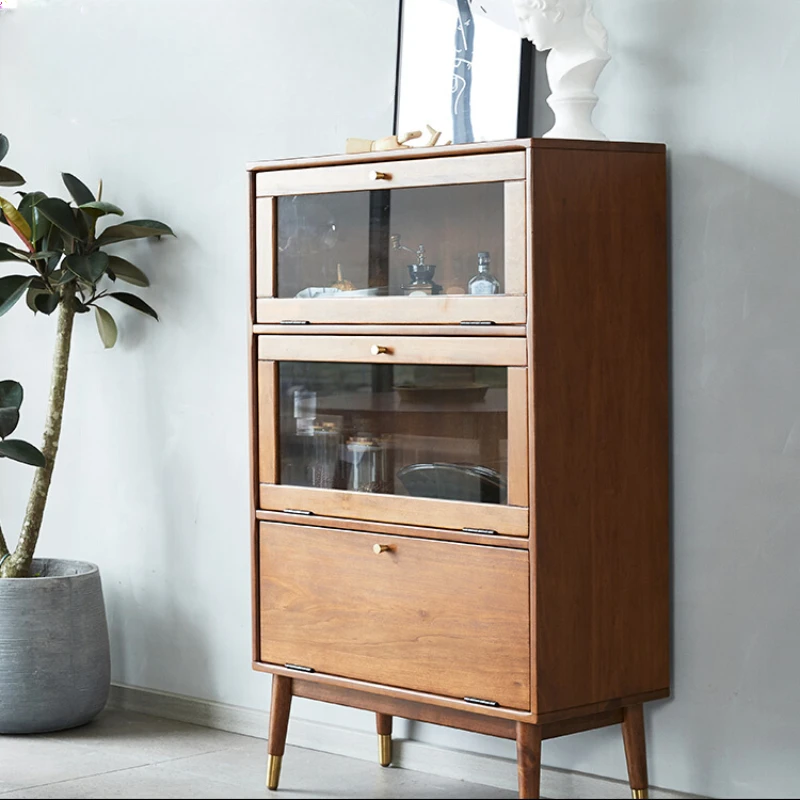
[516,722,542,799]
[266,675,293,791]
[376,712,393,766]
[622,704,649,799]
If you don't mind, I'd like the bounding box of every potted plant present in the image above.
[0,134,174,733]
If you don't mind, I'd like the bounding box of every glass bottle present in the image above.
[467,251,501,295]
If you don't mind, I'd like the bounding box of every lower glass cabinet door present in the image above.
[256,336,529,536]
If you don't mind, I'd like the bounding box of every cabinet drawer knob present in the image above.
[369,170,391,181]
[373,544,392,555]
[370,345,390,356]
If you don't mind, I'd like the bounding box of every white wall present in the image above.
[2,1,800,798]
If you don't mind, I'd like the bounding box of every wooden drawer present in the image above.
[257,334,527,366]
[259,523,531,710]
[255,152,526,196]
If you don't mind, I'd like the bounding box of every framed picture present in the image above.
[394,0,534,144]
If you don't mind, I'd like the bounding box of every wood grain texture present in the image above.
[622,704,649,790]
[259,523,531,709]
[257,334,526,366]
[255,510,528,549]
[256,296,527,326]
[256,361,277,485]
[255,197,275,298]
[516,723,542,799]
[504,181,527,296]
[252,324,526,338]
[255,152,525,196]
[267,674,292,756]
[375,712,392,737]
[530,146,670,714]
[507,368,530,507]
[259,485,529,537]
[246,139,665,173]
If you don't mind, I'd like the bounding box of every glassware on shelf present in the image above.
[298,422,341,489]
[467,251,501,295]
[345,435,391,494]
[391,234,443,296]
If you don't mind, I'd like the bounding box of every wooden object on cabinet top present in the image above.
[529,145,670,715]
[247,138,666,173]
[255,511,528,549]
[259,523,531,710]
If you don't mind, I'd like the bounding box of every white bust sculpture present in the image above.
[513,0,610,140]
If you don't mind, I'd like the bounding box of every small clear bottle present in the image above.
[467,251,501,295]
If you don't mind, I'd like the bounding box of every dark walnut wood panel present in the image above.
[530,146,670,715]
[259,523,531,710]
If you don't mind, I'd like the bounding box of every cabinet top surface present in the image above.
[246,138,666,173]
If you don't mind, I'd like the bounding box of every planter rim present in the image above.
[0,558,99,581]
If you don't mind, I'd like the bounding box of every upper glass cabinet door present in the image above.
[253,152,527,324]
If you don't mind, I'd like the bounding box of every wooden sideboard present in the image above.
[248,138,669,799]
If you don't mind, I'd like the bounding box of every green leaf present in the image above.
[0,275,33,317]
[0,135,8,164]
[94,305,117,349]
[48,269,72,286]
[34,291,60,315]
[64,251,109,284]
[0,196,32,246]
[109,291,158,320]
[0,243,28,261]
[79,201,124,219]
[37,197,80,238]
[0,167,25,187]
[0,379,23,439]
[107,256,149,287]
[62,173,95,206]
[95,219,175,247]
[0,439,46,468]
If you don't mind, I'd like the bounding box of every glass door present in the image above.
[256,336,529,537]
[253,153,527,325]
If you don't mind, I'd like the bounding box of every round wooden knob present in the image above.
[369,170,391,181]
[373,544,391,555]
[370,345,389,356]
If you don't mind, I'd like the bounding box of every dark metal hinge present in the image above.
[459,320,496,326]
[462,527,497,535]
[464,697,499,707]
[283,509,314,516]
[285,663,315,673]
[280,320,311,325]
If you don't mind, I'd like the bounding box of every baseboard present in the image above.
[108,684,694,798]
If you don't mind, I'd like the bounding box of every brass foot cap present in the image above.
[267,754,283,791]
[632,790,649,799]
[378,733,392,767]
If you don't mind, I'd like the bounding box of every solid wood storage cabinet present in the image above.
[247,139,669,799]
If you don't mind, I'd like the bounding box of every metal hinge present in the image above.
[464,697,499,707]
[462,527,497,535]
[280,320,311,325]
[283,509,314,516]
[285,663,315,673]
[459,320,496,326]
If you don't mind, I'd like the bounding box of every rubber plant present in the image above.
[0,133,174,578]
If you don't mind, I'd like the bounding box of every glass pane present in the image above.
[276,183,509,299]
[279,362,509,505]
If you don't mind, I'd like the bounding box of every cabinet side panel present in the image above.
[532,147,669,713]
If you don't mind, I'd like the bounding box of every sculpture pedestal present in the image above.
[545,94,607,141]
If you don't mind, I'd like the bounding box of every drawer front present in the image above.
[255,152,526,196]
[259,523,531,710]
[257,334,527,366]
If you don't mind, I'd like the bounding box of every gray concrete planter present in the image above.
[0,559,110,734]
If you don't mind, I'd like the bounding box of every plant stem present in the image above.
[0,289,76,578]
